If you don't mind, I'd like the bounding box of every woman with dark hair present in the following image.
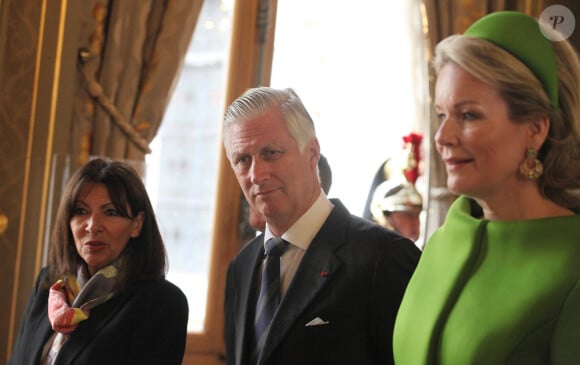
[9,158,188,365]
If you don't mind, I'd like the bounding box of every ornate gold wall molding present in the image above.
[0,0,80,361]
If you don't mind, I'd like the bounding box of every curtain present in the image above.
[71,0,203,164]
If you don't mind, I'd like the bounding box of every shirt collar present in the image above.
[264,190,334,250]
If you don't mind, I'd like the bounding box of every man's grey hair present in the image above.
[223,87,316,158]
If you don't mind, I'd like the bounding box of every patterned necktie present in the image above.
[254,237,289,358]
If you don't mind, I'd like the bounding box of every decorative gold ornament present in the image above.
[0,214,7,235]
[519,148,543,180]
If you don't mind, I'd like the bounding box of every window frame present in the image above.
[181,0,277,363]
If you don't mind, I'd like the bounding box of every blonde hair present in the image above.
[433,35,580,208]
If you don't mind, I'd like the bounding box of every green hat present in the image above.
[464,11,559,108]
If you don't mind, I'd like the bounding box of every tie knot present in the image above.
[265,237,288,258]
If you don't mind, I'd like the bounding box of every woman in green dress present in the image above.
[393,11,580,364]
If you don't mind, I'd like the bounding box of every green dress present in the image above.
[393,196,580,364]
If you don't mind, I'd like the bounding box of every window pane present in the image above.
[145,0,233,332]
[271,0,428,219]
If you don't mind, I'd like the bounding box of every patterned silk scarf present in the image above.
[43,264,119,364]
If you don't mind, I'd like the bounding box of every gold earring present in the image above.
[519,148,543,180]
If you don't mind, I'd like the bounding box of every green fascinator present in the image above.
[464,11,559,108]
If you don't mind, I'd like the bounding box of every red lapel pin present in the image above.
[320,271,328,277]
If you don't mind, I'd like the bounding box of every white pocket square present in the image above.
[305,317,329,326]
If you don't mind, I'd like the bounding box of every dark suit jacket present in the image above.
[9,267,189,365]
[224,199,421,365]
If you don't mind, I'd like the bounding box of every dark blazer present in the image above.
[9,267,188,365]
[224,199,421,365]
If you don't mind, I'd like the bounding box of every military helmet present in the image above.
[368,133,424,226]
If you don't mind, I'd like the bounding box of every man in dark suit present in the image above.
[223,87,421,365]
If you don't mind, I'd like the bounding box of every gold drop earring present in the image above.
[519,148,543,180]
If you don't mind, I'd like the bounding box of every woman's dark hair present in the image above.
[48,158,167,290]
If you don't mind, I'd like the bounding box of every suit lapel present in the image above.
[258,201,350,364]
[236,237,265,365]
[28,311,53,363]
[55,293,127,364]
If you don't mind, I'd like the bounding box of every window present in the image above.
[145,0,233,332]
[270,0,429,226]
